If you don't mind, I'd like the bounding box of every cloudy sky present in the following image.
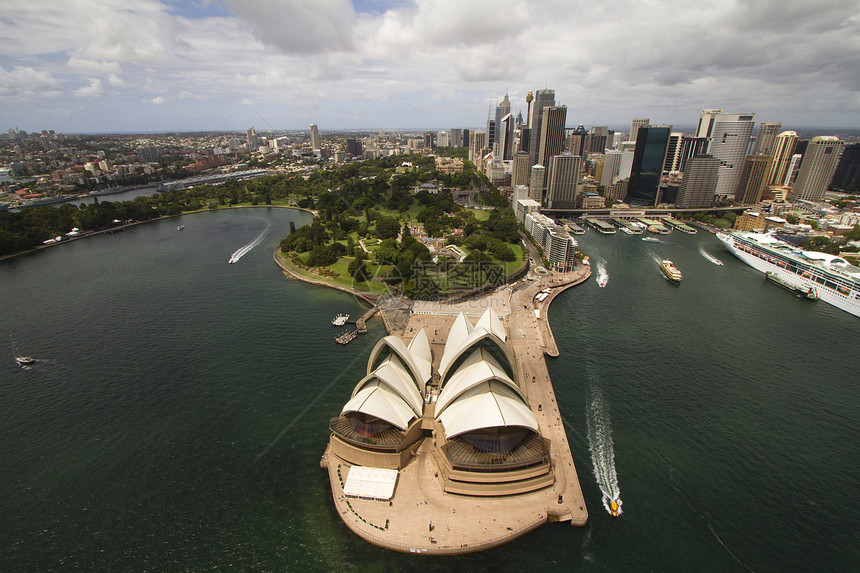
[1,0,858,133]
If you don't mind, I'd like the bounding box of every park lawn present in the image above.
[466,208,491,222]
[279,252,390,295]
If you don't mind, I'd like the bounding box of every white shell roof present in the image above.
[368,335,432,386]
[438,326,511,383]
[437,380,539,438]
[341,381,416,431]
[351,355,424,416]
[407,327,432,365]
[435,348,521,416]
[475,307,506,342]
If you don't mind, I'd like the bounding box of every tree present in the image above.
[374,216,401,240]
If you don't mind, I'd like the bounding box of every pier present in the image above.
[585,217,617,234]
[663,217,698,234]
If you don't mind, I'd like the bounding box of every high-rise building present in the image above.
[734,154,773,204]
[462,129,470,148]
[624,125,671,206]
[346,138,362,157]
[309,124,321,151]
[753,122,782,155]
[537,106,567,176]
[449,128,463,148]
[629,118,650,146]
[436,131,450,147]
[528,89,556,168]
[545,153,582,208]
[423,131,434,151]
[246,126,258,149]
[492,93,511,147]
[486,120,496,150]
[587,126,612,154]
[765,131,799,187]
[528,164,545,201]
[469,131,486,164]
[601,150,622,187]
[784,154,803,186]
[567,124,588,156]
[793,136,844,201]
[675,155,720,208]
[664,132,684,172]
[695,109,722,140]
[831,143,860,191]
[512,151,531,188]
[708,113,757,196]
[498,113,515,160]
[679,137,710,172]
[618,149,635,179]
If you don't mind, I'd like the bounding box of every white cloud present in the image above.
[66,57,122,75]
[74,78,105,98]
[147,96,167,104]
[0,65,62,99]
[107,74,126,87]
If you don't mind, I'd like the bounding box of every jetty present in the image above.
[663,218,698,234]
[585,217,616,234]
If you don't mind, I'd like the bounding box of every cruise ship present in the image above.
[717,231,860,318]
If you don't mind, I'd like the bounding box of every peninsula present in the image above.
[317,263,591,555]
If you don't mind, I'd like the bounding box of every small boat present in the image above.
[620,227,634,235]
[177,225,185,231]
[597,276,607,288]
[766,271,818,300]
[610,500,620,517]
[11,336,35,367]
[660,260,682,283]
[228,258,235,264]
[642,237,661,243]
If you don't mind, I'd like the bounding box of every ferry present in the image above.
[620,227,634,235]
[659,260,682,283]
[642,237,661,243]
[717,231,860,318]
[766,272,818,300]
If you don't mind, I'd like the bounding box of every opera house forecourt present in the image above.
[321,294,589,554]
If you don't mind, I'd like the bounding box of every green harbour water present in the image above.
[2,208,858,571]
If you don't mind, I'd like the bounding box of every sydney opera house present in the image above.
[326,307,554,499]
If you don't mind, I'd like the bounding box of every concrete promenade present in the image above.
[322,263,592,555]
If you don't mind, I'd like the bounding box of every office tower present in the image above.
[793,136,844,201]
[528,89,556,167]
[423,131,434,151]
[246,126,258,149]
[695,109,722,140]
[587,126,612,154]
[516,111,524,127]
[679,137,710,172]
[784,154,803,186]
[436,131,449,147]
[709,113,757,196]
[512,151,530,187]
[664,132,684,172]
[346,138,362,157]
[528,164,545,201]
[538,106,567,175]
[624,125,671,206]
[675,155,720,208]
[618,149,634,179]
[492,93,511,147]
[831,143,860,190]
[469,130,486,163]
[512,185,529,206]
[765,130,799,186]
[753,122,782,155]
[309,124,321,151]
[449,128,463,147]
[734,154,773,204]
[629,118,650,145]
[462,128,470,148]
[498,113,515,160]
[486,120,496,149]
[567,124,588,156]
[601,150,622,187]
[545,153,582,208]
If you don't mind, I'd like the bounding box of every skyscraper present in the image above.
[498,113,515,160]
[346,138,362,157]
[765,131,799,187]
[831,143,860,191]
[600,150,622,187]
[246,126,257,149]
[587,126,612,154]
[708,113,757,196]
[309,124,321,151]
[492,93,511,148]
[567,124,588,156]
[784,154,803,186]
[695,109,722,140]
[734,154,773,204]
[793,136,844,201]
[538,106,567,172]
[753,122,782,155]
[449,128,463,148]
[512,151,530,187]
[528,164,545,201]
[528,89,556,168]
[664,132,684,172]
[675,155,720,208]
[629,118,650,145]
[545,153,581,208]
[624,125,671,206]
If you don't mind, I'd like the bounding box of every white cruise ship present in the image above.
[717,231,860,318]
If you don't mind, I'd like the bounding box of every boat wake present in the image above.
[586,382,622,516]
[595,258,608,288]
[699,246,724,266]
[229,220,271,264]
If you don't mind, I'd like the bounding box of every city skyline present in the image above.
[1,0,859,133]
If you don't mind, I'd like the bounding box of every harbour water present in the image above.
[2,210,857,570]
